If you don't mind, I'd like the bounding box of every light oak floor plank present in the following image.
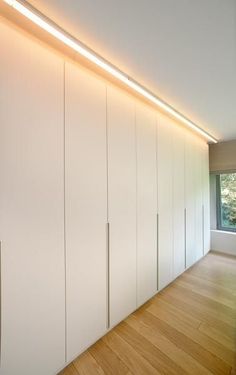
[126,314,212,375]
[149,295,235,353]
[73,351,105,375]
[142,296,202,328]
[60,251,236,374]
[165,283,236,320]
[88,340,131,375]
[186,262,236,291]
[198,322,236,351]
[58,363,79,375]
[161,283,236,327]
[157,289,236,339]
[178,272,236,305]
[143,308,232,373]
[103,330,159,375]
[115,321,186,375]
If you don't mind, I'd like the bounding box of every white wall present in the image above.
[211,230,236,256]
[209,140,236,172]
[210,175,236,256]
[210,176,236,256]
[209,141,236,257]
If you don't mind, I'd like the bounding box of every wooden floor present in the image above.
[60,251,236,375]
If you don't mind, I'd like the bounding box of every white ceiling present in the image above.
[31,0,236,141]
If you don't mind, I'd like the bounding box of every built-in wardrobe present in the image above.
[0,17,210,375]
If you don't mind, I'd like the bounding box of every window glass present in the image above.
[217,173,236,232]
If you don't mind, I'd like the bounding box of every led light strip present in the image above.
[3,0,218,143]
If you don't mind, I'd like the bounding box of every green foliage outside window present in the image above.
[219,173,236,230]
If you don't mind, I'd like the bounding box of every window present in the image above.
[216,173,236,232]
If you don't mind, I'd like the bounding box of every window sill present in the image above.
[211,229,236,236]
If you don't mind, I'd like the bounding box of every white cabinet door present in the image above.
[0,20,65,375]
[107,86,136,327]
[195,139,204,261]
[157,115,173,290]
[185,133,196,268]
[65,62,107,360]
[173,124,185,278]
[202,143,211,254]
[136,103,157,307]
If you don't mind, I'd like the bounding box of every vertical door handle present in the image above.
[157,213,159,291]
[106,223,110,329]
[184,208,187,269]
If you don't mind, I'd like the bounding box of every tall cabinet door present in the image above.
[0,20,65,375]
[195,139,204,261]
[65,62,107,360]
[136,103,157,307]
[157,115,173,290]
[185,132,197,268]
[202,143,210,254]
[107,86,136,327]
[173,124,185,278]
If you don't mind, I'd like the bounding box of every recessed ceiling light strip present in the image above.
[3,0,218,143]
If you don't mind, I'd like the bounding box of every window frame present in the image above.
[216,172,236,233]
